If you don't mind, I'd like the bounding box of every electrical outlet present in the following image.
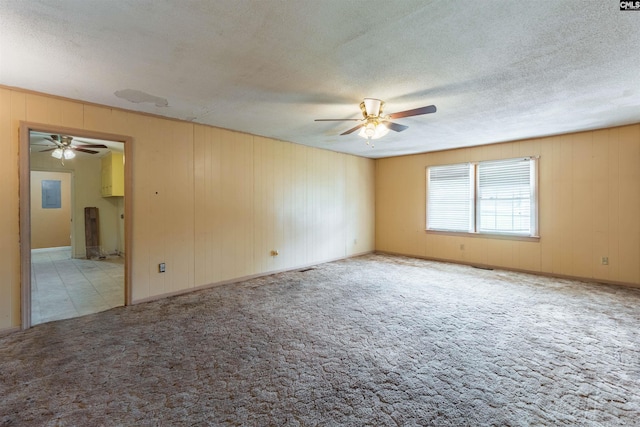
[460,244,465,250]
[601,257,609,266]
[159,262,166,273]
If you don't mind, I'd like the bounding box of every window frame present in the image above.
[426,156,539,240]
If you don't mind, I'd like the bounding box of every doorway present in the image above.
[20,122,132,329]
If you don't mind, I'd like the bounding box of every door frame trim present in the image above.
[19,122,133,329]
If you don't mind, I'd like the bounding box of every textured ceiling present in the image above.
[2,1,640,158]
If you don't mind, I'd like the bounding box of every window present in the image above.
[427,157,538,237]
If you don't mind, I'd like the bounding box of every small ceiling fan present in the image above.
[40,134,109,154]
[39,135,108,164]
[315,98,437,145]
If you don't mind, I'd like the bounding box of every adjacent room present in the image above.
[28,132,126,325]
[1,1,639,425]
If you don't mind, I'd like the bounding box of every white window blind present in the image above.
[477,158,536,236]
[427,163,473,232]
[426,157,538,237]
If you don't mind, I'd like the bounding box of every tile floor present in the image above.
[31,247,124,326]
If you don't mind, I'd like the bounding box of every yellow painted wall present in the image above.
[376,125,640,286]
[0,87,375,332]
[30,171,72,249]
[30,152,122,258]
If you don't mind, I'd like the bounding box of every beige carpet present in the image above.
[1,254,639,426]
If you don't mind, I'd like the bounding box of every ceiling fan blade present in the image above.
[74,144,108,149]
[315,118,361,122]
[72,147,99,154]
[341,124,364,135]
[384,122,409,132]
[388,104,437,119]
[39,147,57,152]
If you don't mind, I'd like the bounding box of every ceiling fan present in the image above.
[315,98,437,146]
[39,135,108,164]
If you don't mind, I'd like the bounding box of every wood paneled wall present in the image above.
[0,87,375,332]
[376,125,640,286]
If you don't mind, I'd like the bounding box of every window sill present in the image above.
[425,230,540,242]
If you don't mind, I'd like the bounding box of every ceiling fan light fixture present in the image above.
[375,122,389,139]
[51,148,63,159]
[364,123,376,138]
[63,148,76,159]
[51,147,75,160]
[358,122,389,140]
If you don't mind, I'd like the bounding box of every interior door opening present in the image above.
[20,123,132,329]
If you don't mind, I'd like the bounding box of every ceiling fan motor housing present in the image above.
[361,98,384,118]
[60,135,73,147]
